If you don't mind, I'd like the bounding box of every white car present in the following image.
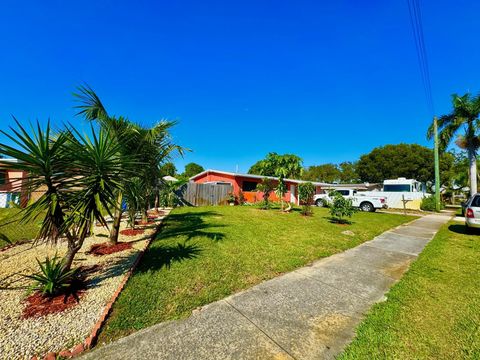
[464,193,480,229]
[313,189,388,212]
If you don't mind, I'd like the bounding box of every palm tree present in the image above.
[0,120,129,270]
[74,85,184,243]
[428,93,480,195]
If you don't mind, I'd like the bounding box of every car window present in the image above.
[471,195,480,207]
[338,190,349,196]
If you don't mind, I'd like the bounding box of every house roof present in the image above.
[190,169,332,187]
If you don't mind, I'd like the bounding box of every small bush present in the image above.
[237,190,246,205]
[299,182,315,216]
[24,255,81,297]
[256,178,275,210]
[329,193,357,223]
[420,196,444,212]
[256,200,271,210]
[227,193,236,204]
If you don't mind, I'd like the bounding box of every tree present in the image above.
[183,162,204,178]
[275,175,288,211]
[249,153,303,178]
[74,85,184,243]
[256,178,275,209]
[0,120,129,270]
[329,192,356,224]
[356,143,452,185]
[338,162,359,183]
[298,182,315,216]
[427,93,480,195]
[160,162,177,177]
[302,164,341,183]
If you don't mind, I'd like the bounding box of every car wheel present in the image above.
[360,202,374,212]
[315,199,325,207]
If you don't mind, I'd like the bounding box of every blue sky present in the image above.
[1,1,479,173]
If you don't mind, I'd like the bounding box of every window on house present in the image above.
[0,171,6,185]
[242,181,258,192]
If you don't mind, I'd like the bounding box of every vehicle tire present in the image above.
[315,199,325,207]
[360,201,374,212]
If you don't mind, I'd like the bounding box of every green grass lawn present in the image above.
[0,208,40,248]
[98,205,415,343]
[339,222,480,359]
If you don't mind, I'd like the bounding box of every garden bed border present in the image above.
[34,216,168,360]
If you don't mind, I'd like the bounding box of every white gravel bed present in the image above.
[0,209,170,360]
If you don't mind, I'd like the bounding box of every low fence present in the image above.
[176,182,233,206]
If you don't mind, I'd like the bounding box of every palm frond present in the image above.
[73,84,109,122]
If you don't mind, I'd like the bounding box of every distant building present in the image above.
[190,169,330,204]
[0,159,28,208]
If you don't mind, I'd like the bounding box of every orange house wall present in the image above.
[192,172,297,203]
[0,169,29,206]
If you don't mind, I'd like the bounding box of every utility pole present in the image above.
[433,116,441,211]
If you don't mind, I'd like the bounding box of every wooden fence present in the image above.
[176,182,233,206]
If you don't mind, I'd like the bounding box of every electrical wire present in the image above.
[407,0,435,116]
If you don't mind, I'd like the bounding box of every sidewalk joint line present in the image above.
[223,299,298,360]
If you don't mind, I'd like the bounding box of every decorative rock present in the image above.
[0,210,171,359]
[341,230,355,236]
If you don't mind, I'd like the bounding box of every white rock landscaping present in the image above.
[0,210,170,360]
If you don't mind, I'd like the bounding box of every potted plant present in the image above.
[227,193,236,206]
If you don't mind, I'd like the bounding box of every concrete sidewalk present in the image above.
[82,213,451,360]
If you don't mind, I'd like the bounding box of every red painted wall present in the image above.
[192,172,297,203]
[0,168,29,206]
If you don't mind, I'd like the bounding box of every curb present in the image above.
[37,215,168,360]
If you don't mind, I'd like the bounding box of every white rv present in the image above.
[362,178,428,210]
[383,178,426,193]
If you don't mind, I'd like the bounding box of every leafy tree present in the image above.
[329,192,357,224]
[160,162,177,177]
[302,164,341,183]
[338,162,359,183]
[356,143,452,185]
[298,182,315,216]
[0,120,129,270]
[256,178,275,209]
[249,153,303,178]
[183,162,204,178]
[427,93,480,195]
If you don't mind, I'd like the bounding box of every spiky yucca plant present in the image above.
[24,255,80,296]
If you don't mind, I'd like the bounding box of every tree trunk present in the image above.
[154,191,159,211]
[109,191,123,245]
[468,148,477,195]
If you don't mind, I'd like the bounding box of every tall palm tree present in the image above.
[0,120,129,270]
[428,93,480,195]
[74,85,184,243]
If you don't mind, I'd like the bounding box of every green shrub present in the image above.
[256,178,275,210]
[237,190,246,205]
[24,255,81,297]
[299,182,315,216]
[329,193,357,223]
[420,196,444,212]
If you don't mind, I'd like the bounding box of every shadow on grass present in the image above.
[324,216,354,225]
[157,211,226,242]
[448,224,480,235]
[137,242,202,272]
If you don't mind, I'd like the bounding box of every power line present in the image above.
[407,0,435,116]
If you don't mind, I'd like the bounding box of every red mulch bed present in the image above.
[22,290,85,319]
[119,228,145,236]
[88,241,133,256]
